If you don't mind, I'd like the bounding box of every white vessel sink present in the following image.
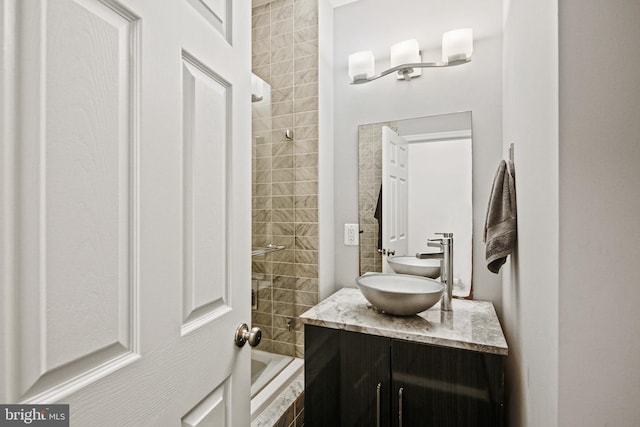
[355,273,444,316]
[387,256,441,278]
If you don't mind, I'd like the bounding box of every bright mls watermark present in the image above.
[0,405,69,426]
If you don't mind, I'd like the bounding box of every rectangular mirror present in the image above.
[358,111,473,297]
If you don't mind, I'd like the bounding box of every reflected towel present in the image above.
[484,160,517,273]
[374,185,383,251]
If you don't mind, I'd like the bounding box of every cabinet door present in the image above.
[305,327,392,427]
[306,325,342,427]
[341,330,391,427]
[391,340,504,427]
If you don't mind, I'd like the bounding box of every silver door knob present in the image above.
[234,323,262,348]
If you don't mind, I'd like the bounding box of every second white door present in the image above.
[381,126,409,272]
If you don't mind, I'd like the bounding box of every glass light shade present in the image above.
[442,29,473,63]
[390,39,420,68]
[348,51,375,82]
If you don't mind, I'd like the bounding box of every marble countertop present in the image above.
[299,288,508,356]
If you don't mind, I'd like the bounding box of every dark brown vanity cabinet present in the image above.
[305,325,505,427]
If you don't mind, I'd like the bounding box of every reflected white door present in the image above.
[381,127,409,273]
[0,0,252,425]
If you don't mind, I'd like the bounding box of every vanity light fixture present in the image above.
[348,28,473,84]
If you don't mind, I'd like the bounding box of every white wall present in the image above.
[333,0,503,307]
[502,0,559,425]
[504,0,640,424]
[558,1,640,425]
[318,0,335,301]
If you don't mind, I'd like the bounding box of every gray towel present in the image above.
[484,160,517,273]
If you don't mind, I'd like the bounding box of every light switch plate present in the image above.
[344,223,359,246]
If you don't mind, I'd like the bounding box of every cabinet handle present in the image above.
[398,387,404,427]
[376,383,381,427]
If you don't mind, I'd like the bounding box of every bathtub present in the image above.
[250,349,304,421]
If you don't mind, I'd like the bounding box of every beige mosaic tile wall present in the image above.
[251,0,319,358]
[358,122,398,274]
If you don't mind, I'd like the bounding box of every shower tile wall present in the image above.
[358,122,398,274]
[252,0,319,358]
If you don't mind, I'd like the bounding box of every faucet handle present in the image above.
[427,239,442,248]
[435,232,453,238]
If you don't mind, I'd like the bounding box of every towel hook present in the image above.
[508,143,514,162]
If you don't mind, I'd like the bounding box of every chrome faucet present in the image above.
[416,233,454,311]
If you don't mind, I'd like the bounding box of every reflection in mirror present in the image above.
[358,112,473,297]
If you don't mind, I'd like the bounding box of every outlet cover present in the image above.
[344,223,359,246]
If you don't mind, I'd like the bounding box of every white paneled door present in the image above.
[0,0,252,425]
[381,126,409,273]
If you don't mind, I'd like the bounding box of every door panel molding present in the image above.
[180,50,232,336]
[183,0,232,44]
[181,377,230,427]
[5,0,141,403]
